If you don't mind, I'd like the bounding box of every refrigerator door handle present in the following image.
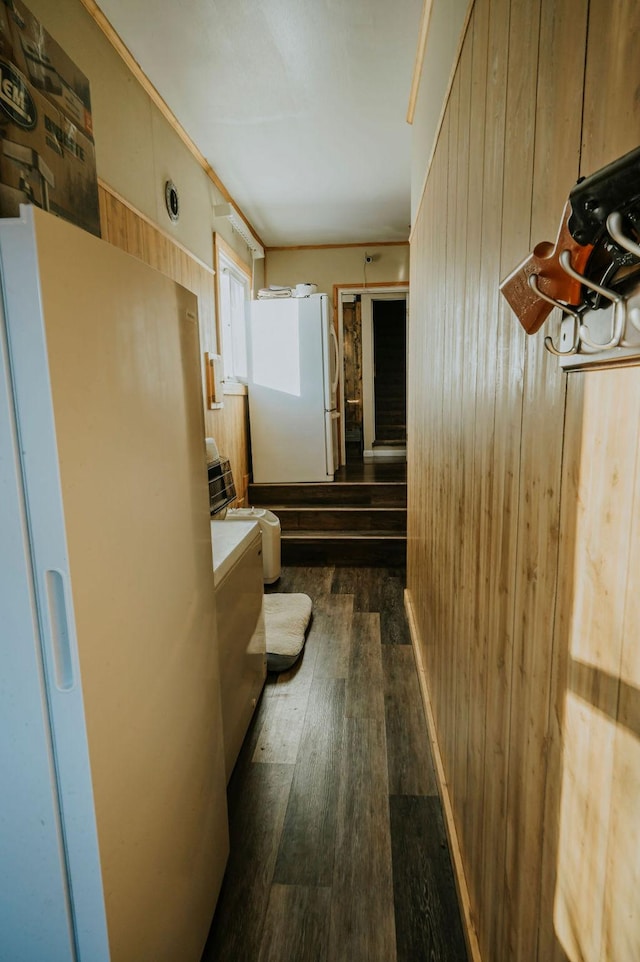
[329,324,340,397]
[44,569,75,691]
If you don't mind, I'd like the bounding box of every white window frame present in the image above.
[214,233,252,385]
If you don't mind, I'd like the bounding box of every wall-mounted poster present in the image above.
[0,0,100,236]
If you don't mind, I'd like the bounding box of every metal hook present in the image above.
[606,210,640,259]
[559,249,626,351]
[606,211,640,335]
[527,274,580,355]
[543,319,580,357]
[527,273,580,317]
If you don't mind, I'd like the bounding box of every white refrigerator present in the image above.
[0,207,229,961]
[248,293,340,482]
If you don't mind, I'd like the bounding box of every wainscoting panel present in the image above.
[407,0,640,960]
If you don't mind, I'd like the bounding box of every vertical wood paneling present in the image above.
[477,3,514,956]
[441,67,460,796]
[552,370,640,962]
[580,0,640,174]
[450,30,473,820]
[603,418,640,962]
[460,8,489,927]
[511,2,589,960]
[97,183,249,499]
[407,0,640,959]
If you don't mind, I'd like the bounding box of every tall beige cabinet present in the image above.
[0,207,228,962]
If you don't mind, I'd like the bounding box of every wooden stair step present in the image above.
[281,530,406,541]
[249,481,407,507]
[272,506,406,532]
[281,531,406,567]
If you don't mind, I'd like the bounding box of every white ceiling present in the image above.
[95,0,423,247]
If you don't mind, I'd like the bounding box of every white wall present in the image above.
[27,0,259,280]
[266,244,409,301]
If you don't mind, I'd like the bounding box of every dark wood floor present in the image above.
[202,565,467,962]
[334,460,407,483]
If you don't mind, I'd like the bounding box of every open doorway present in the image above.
[338,286,408,464]
[361,292,407,460]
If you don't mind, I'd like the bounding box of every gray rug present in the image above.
[264,593,312,671]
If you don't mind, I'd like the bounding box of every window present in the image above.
[215,235,252,383]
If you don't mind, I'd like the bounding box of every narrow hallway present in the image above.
[203,566,468,962]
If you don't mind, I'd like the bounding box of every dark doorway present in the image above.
[372,299,406,446]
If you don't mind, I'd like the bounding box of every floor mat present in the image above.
[263,593,312,671]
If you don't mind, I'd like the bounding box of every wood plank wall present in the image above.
[98,182,250,503]
[406,1,640,960]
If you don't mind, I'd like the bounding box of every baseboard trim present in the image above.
[404,588,483,962]
[363,447,407,461]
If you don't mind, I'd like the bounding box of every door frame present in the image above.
[361,291,408,459]
[334,283,409,463]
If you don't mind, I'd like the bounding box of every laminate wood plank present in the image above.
[273,565,335,598]
[345,612,385,721]
[330,565,376,609]
[257,884,332,962]
[272,679,345,886]
[331,565,406,617]
[328,717,396,962]
[390,795,468,962]
[252,689,313,765]
[255,594,352,758]
[382,645,438,796]
[203,762,294,962]
[380,570,411,645]
[311,594,354,681]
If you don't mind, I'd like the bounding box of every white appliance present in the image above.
[248,293,340,482]
[0,207,229,962]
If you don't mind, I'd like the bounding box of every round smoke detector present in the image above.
[164,180,179,222]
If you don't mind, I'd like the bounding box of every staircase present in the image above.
[248,474,407,566]
[373,298,407,445]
